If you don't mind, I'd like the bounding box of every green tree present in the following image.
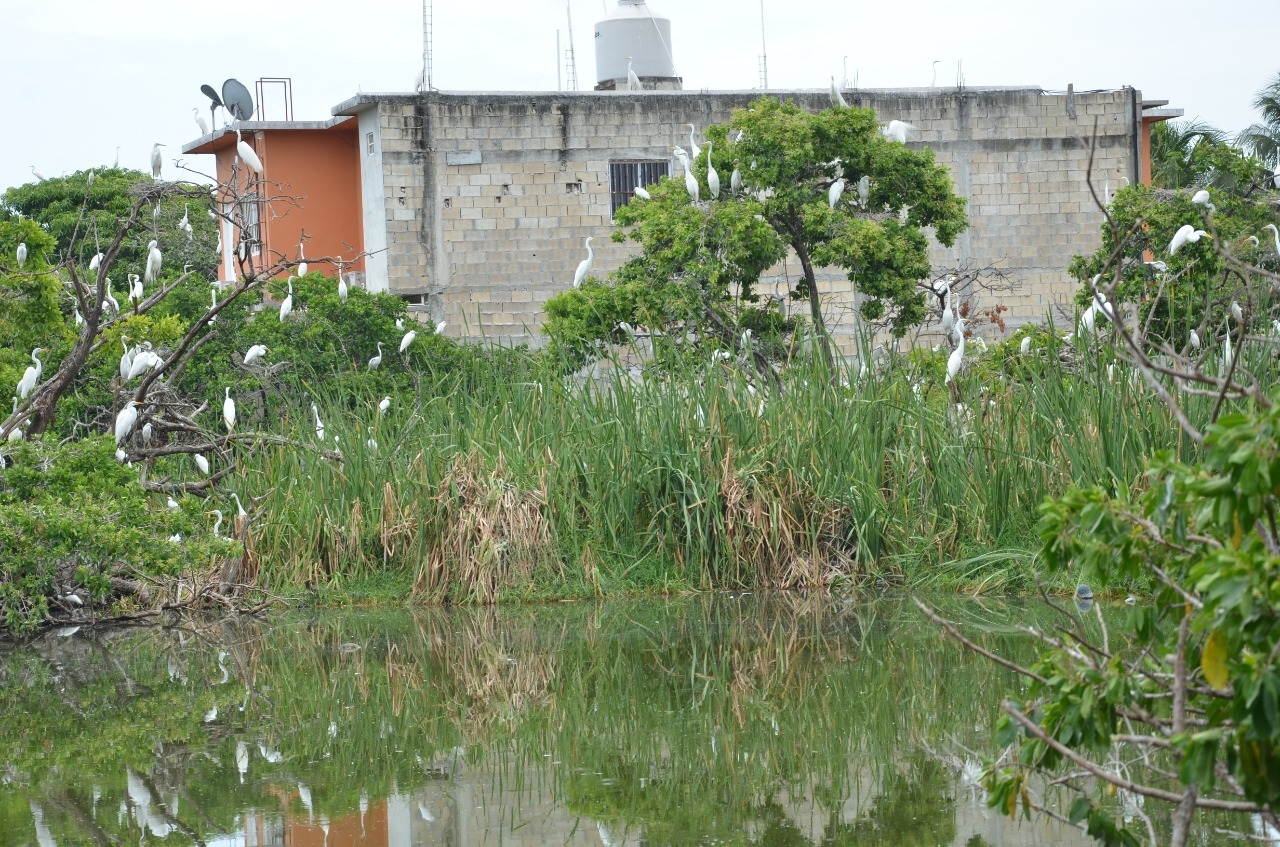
[1239,71,1280,177]
[544,96,968,369]
[1149,121,1267,195]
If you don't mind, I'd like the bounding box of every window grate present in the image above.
[609,160,669,216]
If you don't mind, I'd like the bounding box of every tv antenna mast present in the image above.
[757,0,769,89]
[418,0,434,91]
[564,1,579,91]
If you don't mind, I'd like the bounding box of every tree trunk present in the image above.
[791,229,834,370]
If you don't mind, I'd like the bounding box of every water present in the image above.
[0,595,1203,845]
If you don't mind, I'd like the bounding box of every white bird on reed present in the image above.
[1168,224,1210,254]
[279,280,293,321]
[194,453,210,474]
[573,237,594,288]
[399,329,416,353]
[235,127,263,174]
[243,344,267,365]
[367,342,383,371]
[16,348,44,400]
[830,76,847,108]
[114,400,138,446]
[706,142,720,200]
[144,240,162,285]
[366,428,378,451]
[223,388,236,432]
[828,177,846,209]
[674,148,699,202]
[945,318,966,384]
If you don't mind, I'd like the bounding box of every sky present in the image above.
[2,0,1275,194]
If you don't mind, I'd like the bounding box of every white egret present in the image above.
[144,240,162,285]
[104,278,119,313]
[170,533,182,543]
[8,399,22,443]
[222,388,236,432]
[338,274,349,303]
[572,237,595,288]
[828,177,846,209]
[194,453,210,474]
[1231,300,1244,325]
[16,348,44,400]
[883,120,913,144]
[634,185,650,200]
[207,286,220,323]
[435,320,447,335]
[193,108,210,136]
[674,149,699,202]
[235,127,263,174]
[16,243,27,268]
[298,261,308,277]
[395,317,404,330]
[857,175,870,208]
[114,400,138,446]
[167,496,180,509]
[279,280,293,321]
[379,396,391,414]
[830,77,847,108]
[115,448,127,463]
[399,329,416,353]
[231,493,247,518]
[142,422,152,445]
[243,344,267,365]
[73,306,83,327]
[367,342,383,370]
[687,124,702,159]
[312,403,325,441]
[940,291,955,338]
[119,337,135,381]
[179,205,192,240]
[1189,329,1201,350]
[126,350,160,381]
[1191,189,1215,212]
[1168,224,1210,254]
[730,167,742,194]
[945,318,966,383]
[209,509,224,538]
[1251,235,1261,247]
[129,273,143,304]
[626,57,641,91]
[1266,224,1280,256]
[1020,336,1031,355]
[1078,304,1097,335]
[366,428,378,450]
[706,142,720,200]
[150,143,165,180]
[89,252,103,271]
[1223,335,1235,372]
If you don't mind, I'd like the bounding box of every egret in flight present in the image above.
[368,342,383,371]
[573,237,594,288]
[16,348,44,400]
[150,143,165,179]
[1168,224,1211,254]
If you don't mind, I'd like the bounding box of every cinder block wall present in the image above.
[343,87,1136,347]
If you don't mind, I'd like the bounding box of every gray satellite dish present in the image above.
[222,78,254,122]
[200,84,224,128]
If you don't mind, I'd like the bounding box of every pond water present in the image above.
[0,594,1220,846]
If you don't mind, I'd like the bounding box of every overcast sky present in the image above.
[3,0,1275,194]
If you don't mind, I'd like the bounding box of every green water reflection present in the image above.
[0,595,1117,846]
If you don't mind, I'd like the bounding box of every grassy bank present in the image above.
[237,328,1226,602]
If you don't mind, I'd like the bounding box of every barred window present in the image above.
[239,193,261,257]
[609,160,669,215]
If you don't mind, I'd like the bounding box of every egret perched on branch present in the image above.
[243,344,267,365]
[687,124,702,159]
[1265,224,1280,257]
[223,388,236,432]
[673,148,699,202]
[129,273,144,305]
[395,318,404,331]
[1189,329,1201,350]
[179,205,193,240]
[114,400,139,445]
[945,318,966,383]
[126,350,160,381]
[209,509,223,538]
[235,127,263,174]
[144,240,162,285]
[830,77,847,109]
[16,243,26,268]
[368,342,383,371]
[435,320,447,335]
[626,57,641,91]
[150,143,165,180]
[940,288,955,339]
[1191,189,1215,212]
[572,237,594,288]
[194,453,210,474]
[883,120,913,144]
[119,337,135,381]
[1231,300,1244,325]
[730,167,742,195]
[857,175,870,209]
[1168,224,1210,254]
[338,274,349,303]
[104,278,120,313]
[279,280,293,321]
[634,185,650,200]
[399,329,416,353]
[828,178,846,209]
[142,422,152,445]
[706,142,720,199]
[16,348,44,400]
[193,108,210,136]
[89,252,103,271]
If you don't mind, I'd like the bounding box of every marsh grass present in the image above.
[241,327,1268,598]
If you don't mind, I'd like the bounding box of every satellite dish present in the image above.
[222,78,254,122]
[200,84,224,109]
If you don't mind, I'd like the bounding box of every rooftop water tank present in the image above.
[593,1,682,91]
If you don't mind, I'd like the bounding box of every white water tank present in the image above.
[594,1,680,90]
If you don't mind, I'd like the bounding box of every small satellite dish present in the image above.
[200,84,224,108]
[222,78,254,122]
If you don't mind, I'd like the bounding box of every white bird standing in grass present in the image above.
[1192,189,1215,212]
[16,348,44,400]
[144,240,162,285]
[828,177,845,209]
[674,149,699,202]
[16,243,27,268]
[279,280,293,321]
[883,120,913,143]
[222,388,236,432]
[626,57,641,91]
[399,329,416,353]
[1169,224,1211,254]
[830,77,847,108]
[243,344,267,365]
[706,142,720,200]
[945,318,966,383]
[194,454,210,474]
[114,400,138,445]
[368,342,383,371]
[235,128,263,174]
[150,143,165,180]
[366,428,378,451]
[573,237,594,288]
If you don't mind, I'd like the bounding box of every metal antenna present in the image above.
[565,1,579,91]
[758,0,769,89]
[420,0,434,91]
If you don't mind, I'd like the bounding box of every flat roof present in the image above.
[181,116,355,155]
